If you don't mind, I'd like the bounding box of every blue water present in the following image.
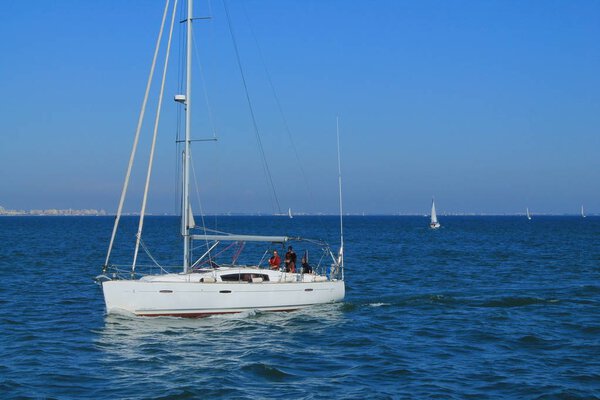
[1,216,599,399]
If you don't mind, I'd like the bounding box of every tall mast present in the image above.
[182,0,193,273]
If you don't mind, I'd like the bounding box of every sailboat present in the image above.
[288,207,293,219]
[96,0,344,317]
[429,198,440,229]
[581,205,586,218]
[526,208,532,220]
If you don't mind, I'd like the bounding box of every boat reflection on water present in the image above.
[96,303,346,369]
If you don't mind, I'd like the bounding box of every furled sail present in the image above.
[188,204,196,228]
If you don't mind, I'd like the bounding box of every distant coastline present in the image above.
[0,206,107,216]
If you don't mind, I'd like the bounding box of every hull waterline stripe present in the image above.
[137,308,301,318]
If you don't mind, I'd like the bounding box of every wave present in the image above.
[478,296,556,308]
[517,334,551,345]
[368,302,391,307]
[342,293,569,312]
[241,362,293,381]
[208,309,258,320]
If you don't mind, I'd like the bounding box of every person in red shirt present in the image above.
[269,250,281,270]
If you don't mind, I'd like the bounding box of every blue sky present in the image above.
[1,0,599,215]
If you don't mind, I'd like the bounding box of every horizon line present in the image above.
[0,212,596,217]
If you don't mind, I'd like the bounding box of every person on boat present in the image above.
[301,255,312,274]
[284,256,296,273]
[285,246,297,273]
[268,250,281,270]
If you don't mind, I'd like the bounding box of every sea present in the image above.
[0,215,599,399]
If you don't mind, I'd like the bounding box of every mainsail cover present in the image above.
[191,234,289,243]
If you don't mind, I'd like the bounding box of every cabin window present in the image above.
[220,273,269,282]
[221,274,242,282]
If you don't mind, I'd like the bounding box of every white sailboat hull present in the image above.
[102,279,345,317]
[99,1,346,320]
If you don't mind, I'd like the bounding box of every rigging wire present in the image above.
[186,4,221,240]
[195,0,221,232]
[208,0,220,232]
[190,148,214,266]
[240,3,329,232]
[188,17,220,239]
[132,0,179,273]
[139,237,165,270]
[192,30,218,138]
[103,0,171,271]
[222,0,281,214]
[336,116,344,279]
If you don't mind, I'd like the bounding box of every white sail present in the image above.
[581,205,585,218]
[430,198,440,229]
[526,208,531,220]
[288,207,293,219]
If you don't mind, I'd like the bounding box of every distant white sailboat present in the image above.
[526,208,532,220]
[581,205,586,218]
[430,198,441,229]
[288,207,293,219]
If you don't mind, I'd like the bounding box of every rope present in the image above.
[258,248,269,267]
[232,241,245,264]
[317,251,327,275]
[103,0,171,270]
[139,237,166,271]
[192,240,238,268]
